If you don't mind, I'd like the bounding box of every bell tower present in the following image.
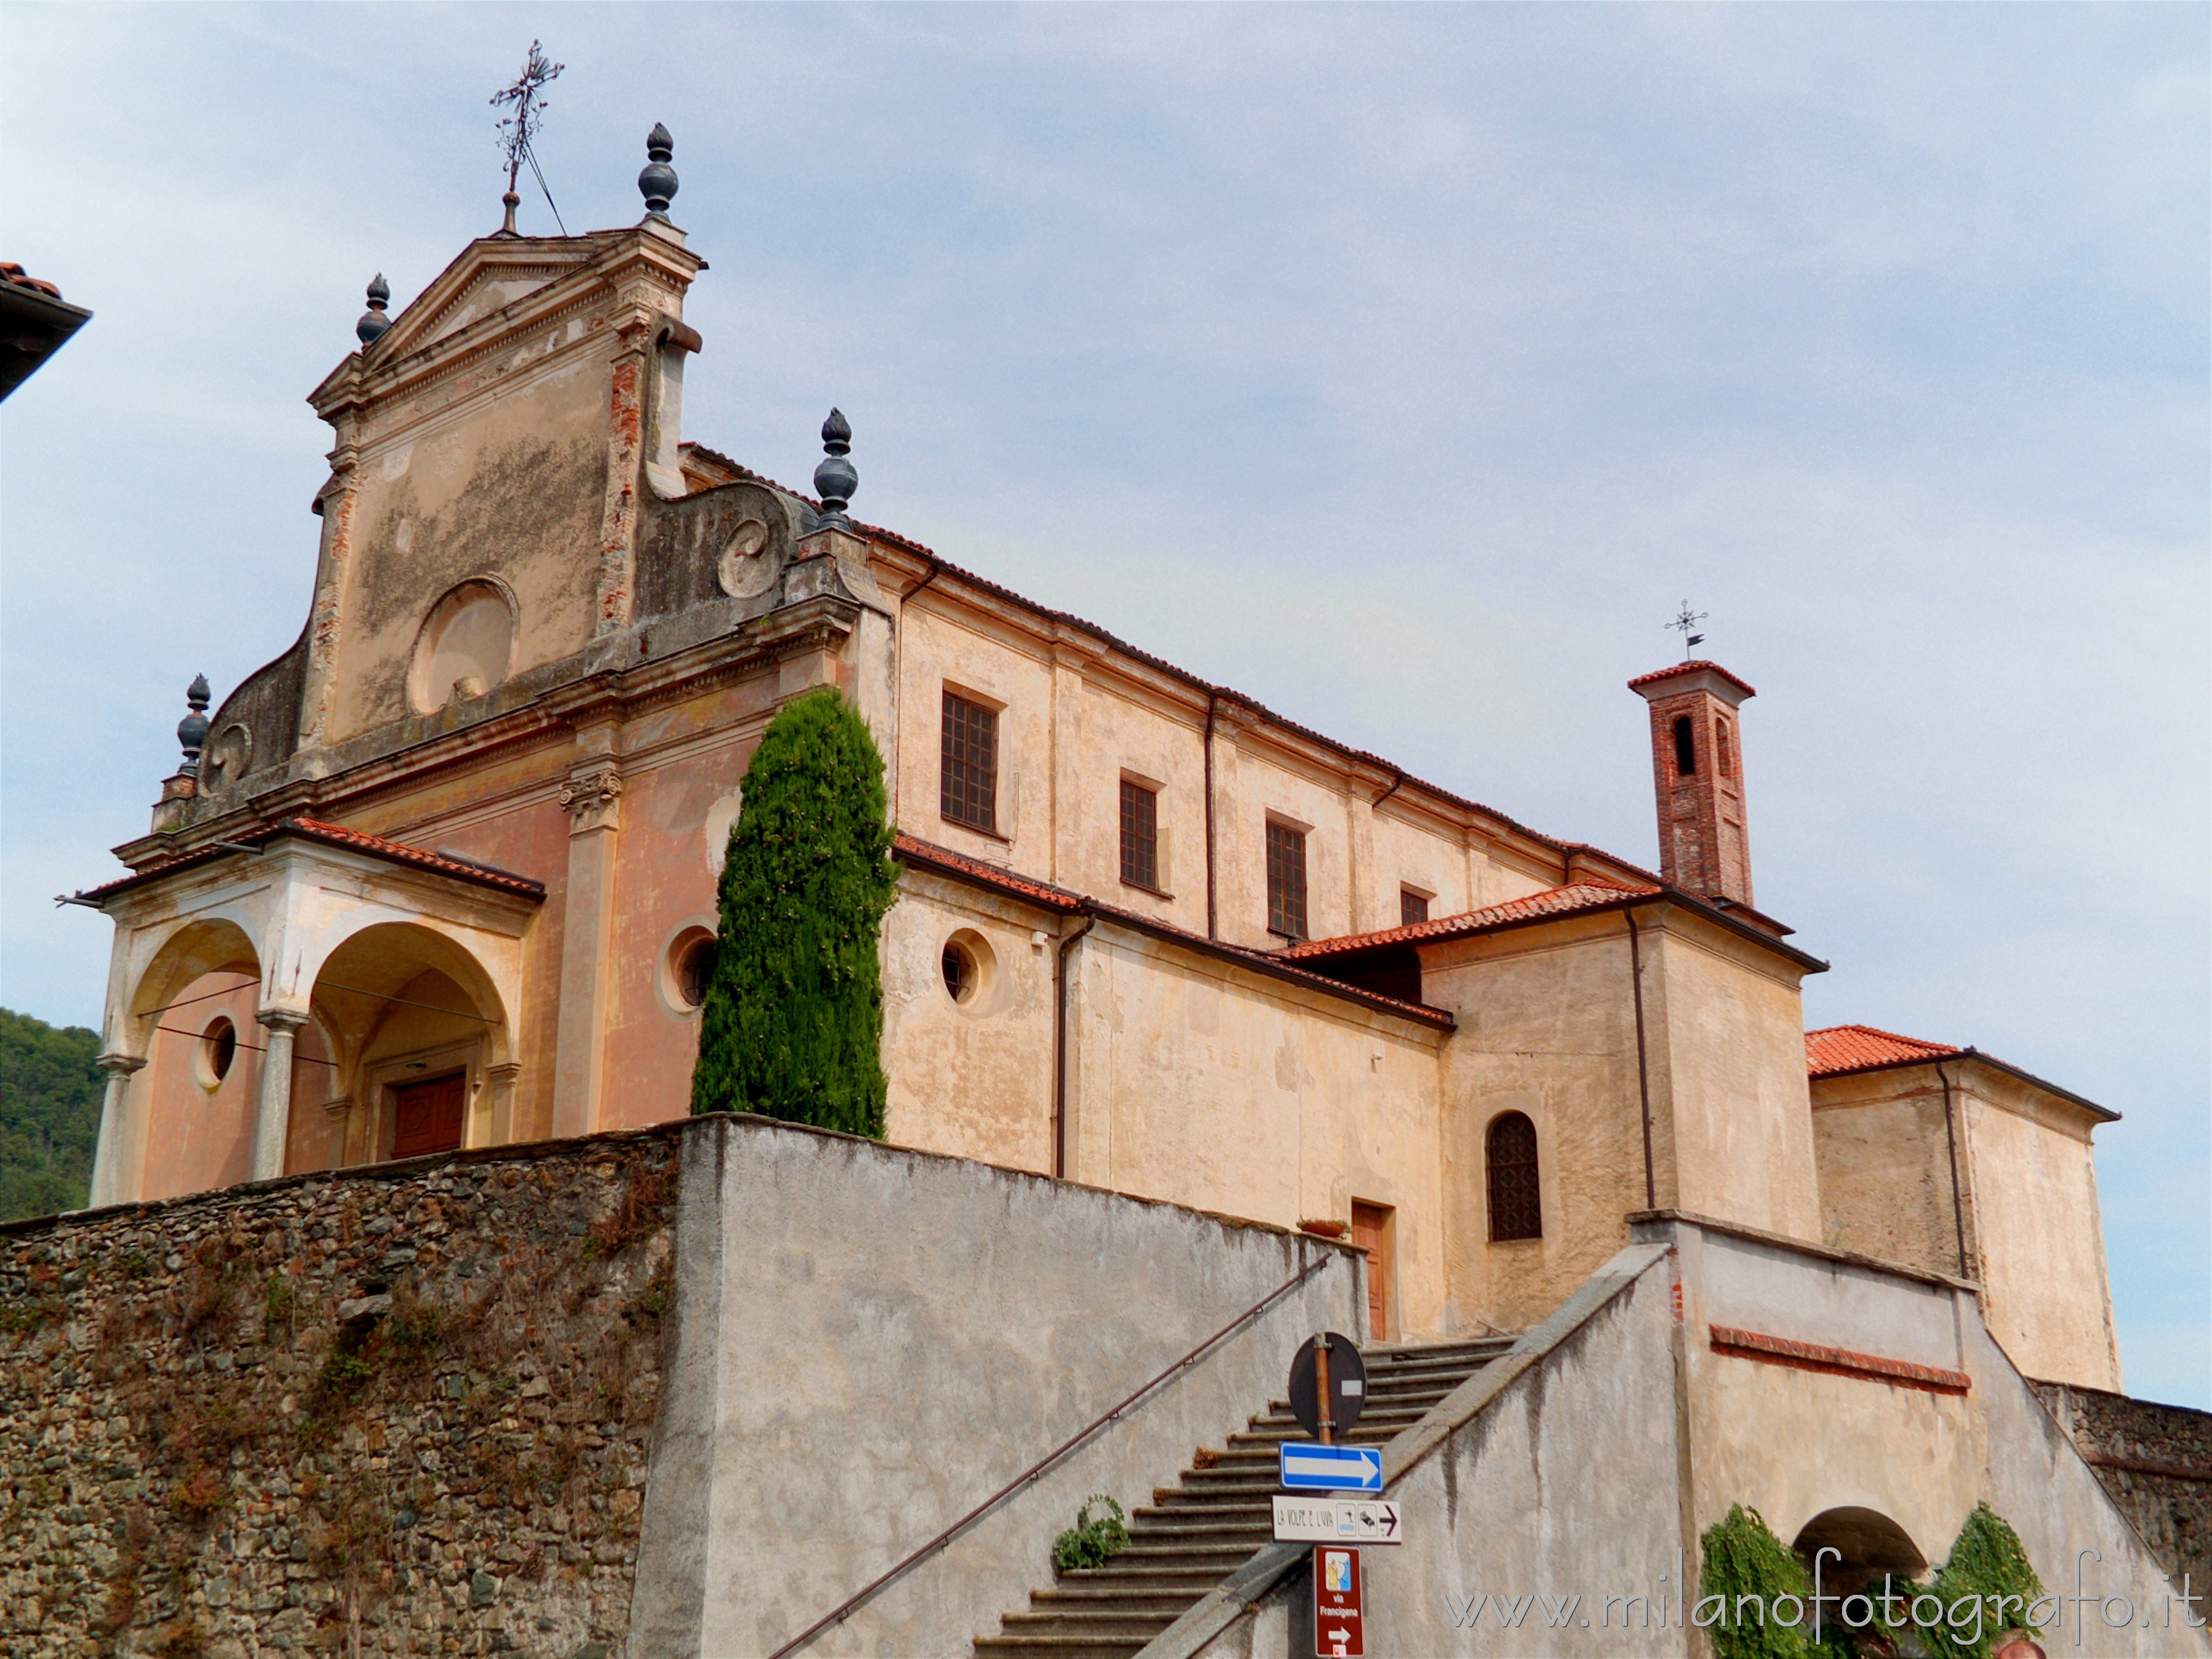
[1629,660,1756,906]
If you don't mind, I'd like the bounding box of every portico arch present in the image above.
[306,921,514,1165]
[1793,1507,1928,1644]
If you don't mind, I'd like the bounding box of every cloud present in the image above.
[2,3,2203,1401]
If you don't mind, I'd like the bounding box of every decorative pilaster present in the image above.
[551,752,623,1138]
[252,1010,309,1182]
[486,1062,524,1146]
[87,1051,148,1208]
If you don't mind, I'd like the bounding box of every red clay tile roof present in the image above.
[72,817,545,904]
[893,832,1454,1030]
[1626,659,1757,698]
[1804,1024,2117,1122]
[1,262,64,300]
[1805,1024,1960,1077]
[1285,880,1663,961]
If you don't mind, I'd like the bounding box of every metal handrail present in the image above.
[765,1245,1338,1659]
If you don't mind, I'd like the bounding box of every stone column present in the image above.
[251,1010,309,1182]
[552,757,623,1139]
[88,1051,148,1208]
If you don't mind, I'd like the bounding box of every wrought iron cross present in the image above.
[491,40,566,233]
[1668,599,1707,659]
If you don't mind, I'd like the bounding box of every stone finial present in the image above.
[356,274,391,346]
[177,674,212,775]
[639,123,678,219]
[813,408,857,529]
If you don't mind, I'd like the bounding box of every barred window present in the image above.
[1265,821,1307,941]
[1486,1112,1542,1241]
[1400,889,1430,927]
[1119,779,1159,890]
[940,691,998,833]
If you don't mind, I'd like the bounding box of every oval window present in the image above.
[408,581,515,714]
[661,926,718,1015]
[199,1017,238,1089]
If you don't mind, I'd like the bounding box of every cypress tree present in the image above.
[689,687,899,1135]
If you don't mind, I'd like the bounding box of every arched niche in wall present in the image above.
[408,579,516,715]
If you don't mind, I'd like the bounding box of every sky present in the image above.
[1,4,2205,1406]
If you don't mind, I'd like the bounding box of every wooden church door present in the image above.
[392,1072,466,1159]
[1350,1201,1391,1340]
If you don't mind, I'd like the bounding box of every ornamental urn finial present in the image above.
[813,408,856,529]
[639,122,678,219]
[177,674,212,774]
[356,273,391,346]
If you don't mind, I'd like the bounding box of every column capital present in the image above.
[486,1061,524,1083]
[560,763,625,834]
[94,1050,149,1078]
[257,1006,312,1034]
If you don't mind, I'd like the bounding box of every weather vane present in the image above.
[1668,599,1707,659]
[491,40,567,236]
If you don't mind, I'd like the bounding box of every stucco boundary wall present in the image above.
[1151,1240,1681,1659]
[1156,1215,2210,1659]
[628,1111,1367,1659]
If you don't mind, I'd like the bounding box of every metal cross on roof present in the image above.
[1668,599,1707,659]
[491,40,567,236]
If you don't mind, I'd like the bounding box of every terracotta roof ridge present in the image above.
[70,816,546,904]
[1627,659,1757,697]
[891,832,1452,1028]
[1284,879,1662,959]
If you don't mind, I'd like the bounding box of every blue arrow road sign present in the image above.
[1280,1442,1384,1493]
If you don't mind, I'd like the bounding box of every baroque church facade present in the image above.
[73,133,2122,1400]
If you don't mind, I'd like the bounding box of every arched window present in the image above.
[1486,1112,1542,1241]
[1671,715,1697,778]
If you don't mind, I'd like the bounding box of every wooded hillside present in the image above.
[0,1007,102,1221]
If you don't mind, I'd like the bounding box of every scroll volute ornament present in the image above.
[559,764,624,833]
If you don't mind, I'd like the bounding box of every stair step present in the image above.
[1055,1566,1233,1590]
[1029,1589,1211,1615]
[974,1639,1150,1658]
[999,1613,1180,1640]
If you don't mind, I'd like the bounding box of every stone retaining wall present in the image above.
[2034,1379,2212,1612]
[0,1125,679,1659]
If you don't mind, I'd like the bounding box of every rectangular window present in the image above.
[1400,888,1430,927]
[1119,779,1159,890]
[940,690,998,833]
[1266,821,1308,940]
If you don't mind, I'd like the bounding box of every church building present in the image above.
[72,127,2121,1399]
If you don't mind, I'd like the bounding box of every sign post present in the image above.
[1314,1544,1364,1656]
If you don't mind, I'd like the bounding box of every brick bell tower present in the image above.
[1629,660,1756,906]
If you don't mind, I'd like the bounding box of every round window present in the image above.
[661,926,718,1015]
[199,1017,238,1089]
[942,941,975,1004]
[677,935,717,1009]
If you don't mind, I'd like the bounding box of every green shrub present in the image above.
[1912,1502,2046,1658]
[1051,1494,1129,1574]
[689,688,899,1136]
[1698,1504,1844,1659]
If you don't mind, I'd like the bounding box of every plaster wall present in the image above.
[1810,1070,1970,1277]
[1662,1216,2194,1656]
[327,351,610,745]
[630,1113,1365,1659]
[1961,1072,2122,1392]
[1343,1261,1689,1658]
[1644,915,1822,1243]
[1068,929,1450,1339]
[1422,917,1652,1337]
[137,972,265,1201]
[880,874,1061,1176]
[1190,1224,2203,1659]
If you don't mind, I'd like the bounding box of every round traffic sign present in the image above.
[1288,1332,1368,1440]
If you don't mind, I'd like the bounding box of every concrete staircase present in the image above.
[973,1335,1514,1659]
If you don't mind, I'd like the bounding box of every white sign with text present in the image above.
[1271,1495,1403,1546]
